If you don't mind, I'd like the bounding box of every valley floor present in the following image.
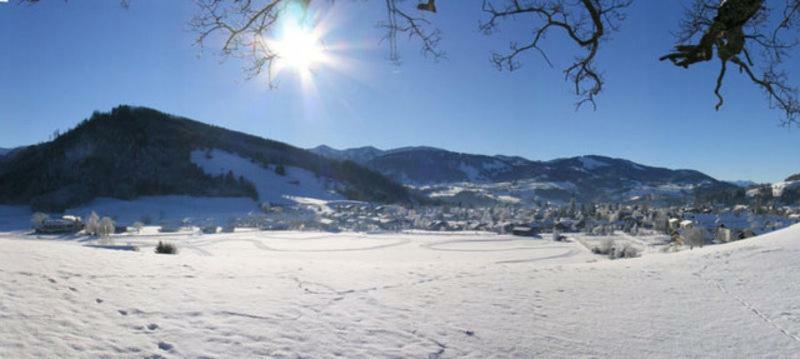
[1,228,800,358]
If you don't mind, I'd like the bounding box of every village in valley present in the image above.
[31,197,800,259]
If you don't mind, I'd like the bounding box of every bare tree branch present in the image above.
[190,0,443,83]
[480,0,632,110]
[379,0,444,64]
[190,0,285,87]
[662,0,800,125]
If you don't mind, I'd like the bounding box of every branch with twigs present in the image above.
[480,0,632,110]
[379,0,444,64]
[190,0,443,84]
[190,0,285,87]
[662,0,799,125]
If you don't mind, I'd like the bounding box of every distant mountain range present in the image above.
[311,145,737,205]
[0,106,410,211]
[2,106,792,212]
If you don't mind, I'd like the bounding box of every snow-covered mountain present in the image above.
[312,145,734,204]
[0,106,410,211]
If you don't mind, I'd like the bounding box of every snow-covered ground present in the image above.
[2,226,800,357]
[69,196,262,226]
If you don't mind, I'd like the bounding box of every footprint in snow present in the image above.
[157,341,174,351]
[147,323,159,331]
[118,310,128,316]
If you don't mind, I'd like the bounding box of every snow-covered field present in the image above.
[2,226,800,358]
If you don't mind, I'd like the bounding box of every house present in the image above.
[158,223,181,233]
[512,226,539,237]
[668,218,681,231]
[555,219,579,232]
[715,226,733,243]
[679,220,695,230]
[201,226,219,234]
[35,216,83,234]
[114,225,128,234]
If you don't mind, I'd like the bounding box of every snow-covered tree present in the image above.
[653,211,670,234]
[98,217,115,239]
[684,227,708,249]
[584,221,594,235]
[85,211,100,236]
[31,212,49,228]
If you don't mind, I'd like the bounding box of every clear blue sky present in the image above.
[1,1,798,182]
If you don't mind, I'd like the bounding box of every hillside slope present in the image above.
[0,106,409,211]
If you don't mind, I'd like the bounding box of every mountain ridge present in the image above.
[311,145,736,204]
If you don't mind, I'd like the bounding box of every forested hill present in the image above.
[0,106,410,211]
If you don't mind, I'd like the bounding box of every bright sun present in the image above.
[273,23,325,75]
[265,2,345,89]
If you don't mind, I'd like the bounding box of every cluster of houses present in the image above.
[30,200,800,250]
[311,201,800,246]
[34,215,84,234]
[665,206,796,245]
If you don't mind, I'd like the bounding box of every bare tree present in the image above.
[661,0,800,125]
[98,217,116,239]
[85,211,100,236]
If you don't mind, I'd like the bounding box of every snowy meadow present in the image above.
[2,225,800,358]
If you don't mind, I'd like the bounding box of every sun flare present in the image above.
[264,2,348,91]
[273,23,325,75]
